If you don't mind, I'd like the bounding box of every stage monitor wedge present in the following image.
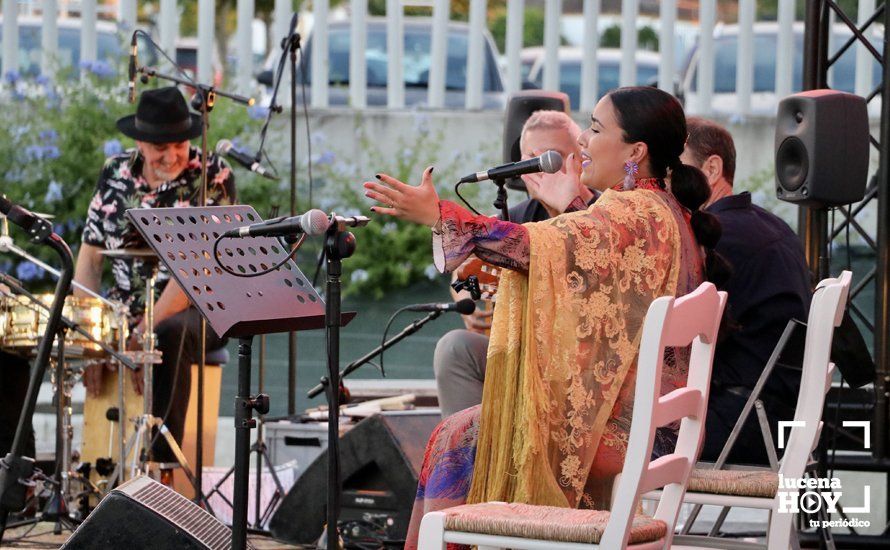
[61,476,239,550]
[269,411,440,545]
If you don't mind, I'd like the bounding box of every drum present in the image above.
[81,366,143,492]
[0,294,119,357]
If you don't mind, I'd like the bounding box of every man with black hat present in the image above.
[73,87,235,473]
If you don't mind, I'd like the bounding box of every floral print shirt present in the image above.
[82,147,236,319]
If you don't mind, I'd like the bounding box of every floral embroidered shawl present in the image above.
[466,186,694,508]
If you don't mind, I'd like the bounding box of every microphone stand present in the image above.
[307,310,443,400]
[492,177,510,221]
[255,12,302,416]
[0,232,73,543]
[136,62,253,504]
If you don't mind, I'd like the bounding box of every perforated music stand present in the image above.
[125,204,354,550]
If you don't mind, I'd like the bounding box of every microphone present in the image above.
[128,32,138,104]
[459,150,563,184]
[0,195,53,243]
[215,139,277,180]
[222,209,329,238]
[404,298,476,315]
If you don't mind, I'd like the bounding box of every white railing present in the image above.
[0,1,879,115]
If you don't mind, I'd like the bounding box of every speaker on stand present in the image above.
[775,89,870,280]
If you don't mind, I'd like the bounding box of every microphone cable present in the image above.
[211,231,306,278]
[454,180,484,216]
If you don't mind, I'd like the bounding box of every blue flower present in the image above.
[314,150,335,166]
[80,60,115,79]
[247,105,270,120]
[24,145,43,161]
[4,70,20,84]
[15,261,45,282]
[53,223,64,234]
[0,260,12,274]
[35,74,51,86]
[45,180,63,203]
[39,129,59,145]
[24,145,60,161]
[103,139,123,157]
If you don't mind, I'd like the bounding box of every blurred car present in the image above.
[681,22,884,115]
[256,17,506,109]
[0,16,157,77]
[525,47,661,110]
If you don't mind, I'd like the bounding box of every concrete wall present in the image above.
[268,108,878,238]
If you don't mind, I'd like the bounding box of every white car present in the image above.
[525,47,661,110]
[681,21,883,116]
[255,17,507,109]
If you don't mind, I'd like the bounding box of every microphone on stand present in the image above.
[215,139,277,180]
[305,298,477,399]
[222,209,329,238]
[0,195,53,243]
[459,150,563,184]
[128,32,138,104]
[404,299,476,314]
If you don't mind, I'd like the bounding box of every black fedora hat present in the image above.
[116,87,202,143]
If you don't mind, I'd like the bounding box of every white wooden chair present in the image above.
[417,282,728,550]
[649,271,852,550]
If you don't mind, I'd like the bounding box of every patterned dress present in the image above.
[82,147,236,319]
[406,179,705,549]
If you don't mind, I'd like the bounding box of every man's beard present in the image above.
[151,165,181,182]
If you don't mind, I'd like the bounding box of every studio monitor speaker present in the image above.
[269,410,441,545]
[775,90,869,206]
[62,476,236,550]
[503,90,570,190]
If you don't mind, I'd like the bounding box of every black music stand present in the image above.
[125,204,354,550]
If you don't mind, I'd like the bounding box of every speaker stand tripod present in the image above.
[204,335,286,530]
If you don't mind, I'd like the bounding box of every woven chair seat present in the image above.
[441,502,667,545]
[687,469,779,498]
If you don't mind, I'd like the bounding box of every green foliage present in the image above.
[755,0,859,21]
[600,24,659,51]
[290,113,492,298]
[0,54,270,290]
[0,52,494,301]
[489,6,546,53]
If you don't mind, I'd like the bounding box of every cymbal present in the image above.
[100,248,158,259]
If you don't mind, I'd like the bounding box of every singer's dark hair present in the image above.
[607,86,731,288]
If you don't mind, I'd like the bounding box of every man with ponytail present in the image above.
[683,117,811,465]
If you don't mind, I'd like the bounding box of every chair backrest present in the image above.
[602,282,727,549]
[778,271,852,480]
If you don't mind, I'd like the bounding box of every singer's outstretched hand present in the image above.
[364,166,441,227]
[522,152,585,216]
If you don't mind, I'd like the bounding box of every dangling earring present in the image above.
[623,160,639,190]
